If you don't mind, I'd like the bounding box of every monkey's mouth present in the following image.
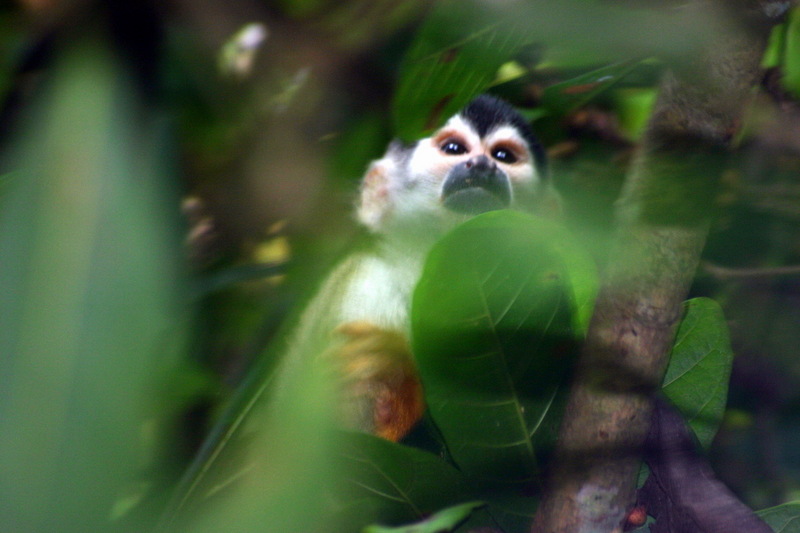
[442,187,509,215]
[441,159,511,215]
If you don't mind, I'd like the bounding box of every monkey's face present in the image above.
[357,96,547,237]
[410,114,539,216]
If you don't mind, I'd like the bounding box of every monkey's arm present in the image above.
[290,252,425,441]
[330,321,423,441]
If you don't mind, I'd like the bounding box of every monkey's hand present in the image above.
[328,321,424,441]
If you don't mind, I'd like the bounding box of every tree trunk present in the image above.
[531,2,792,531]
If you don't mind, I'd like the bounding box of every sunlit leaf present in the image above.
[783,7,800,97]
[662,298,734,449]
[218,22,268,78]
[614,87,658,141]
[412,211,597,525]
[762,18,786,69]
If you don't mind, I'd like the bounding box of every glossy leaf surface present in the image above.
[412,211,596,525]
[662,298,734,449]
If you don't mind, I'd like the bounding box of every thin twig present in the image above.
[702,261,800,280]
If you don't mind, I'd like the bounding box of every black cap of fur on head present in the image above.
[461,95,547,177]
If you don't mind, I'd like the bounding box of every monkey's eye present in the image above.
[491,147,518,163]
[441,140,468,155]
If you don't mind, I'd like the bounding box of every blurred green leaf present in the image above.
[329,110,392,185]
[662,298,734,449]
[614,87,658,141]
[338,433,470,531]
[163,329,464,533]
[539,60,642,116]
[392,0,719,140]
[158,328,342,532]
[757,501,800,532]
[364,500,484,533]
[782,7,800,97]
[0,38,188,531]
[321,0,427,50]
[392,0,533,141]
[411,211,596,526]
[528,0,722,68]
[762,18,786,69]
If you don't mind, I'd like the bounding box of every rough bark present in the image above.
[531,2,792,532]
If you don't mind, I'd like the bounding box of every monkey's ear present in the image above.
[357,156,396,232]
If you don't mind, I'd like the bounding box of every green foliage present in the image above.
[392,0,730,141]
[392,0,533,141]
[157,329,342,532]
[364,501,485,533]
[412,211,597,530]
[407,214,737,532]
[757,501,800,533]
[781,7,800,97]
[0,1,782,531]
[614,86,658,141]
[0,39,189,531]
[662,298,734,449]
[339,434,472,531]
[756,6,800,98]
[538,60,643,116]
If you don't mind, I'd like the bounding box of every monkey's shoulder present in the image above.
[320,249,421,333]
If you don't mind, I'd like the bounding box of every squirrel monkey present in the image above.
[289,95,554,441]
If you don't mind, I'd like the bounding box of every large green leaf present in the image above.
[662,298,734,449]
[411,211,596,520]
[757,501,800,533]
[0,39,188,531]
[338,433,470,531]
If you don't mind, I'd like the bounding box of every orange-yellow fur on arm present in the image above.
[329,321,424,441]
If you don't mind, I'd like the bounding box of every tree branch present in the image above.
[702,261,800,280]
[531,2,792,531]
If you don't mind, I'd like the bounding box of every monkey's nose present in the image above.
[441,155,510,215]
[464,155,494,171]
